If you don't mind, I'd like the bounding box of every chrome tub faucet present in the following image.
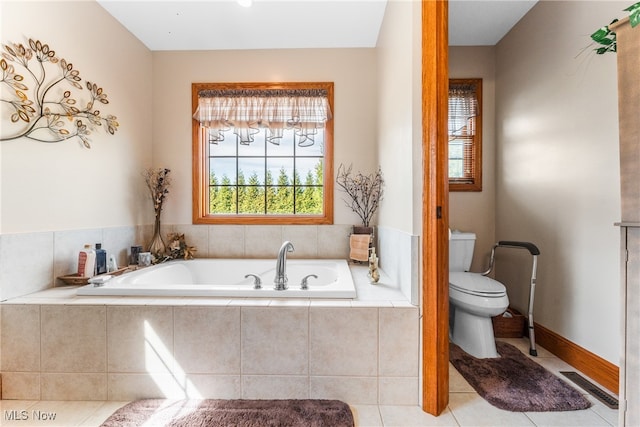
[274,241,295,290]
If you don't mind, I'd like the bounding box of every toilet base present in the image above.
[451,308,500,358]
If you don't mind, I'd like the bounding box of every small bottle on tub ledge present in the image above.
[95,243,107,275]
[368,247,380,284]
[77,244,96,278]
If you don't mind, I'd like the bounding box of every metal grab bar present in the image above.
[482,240,540,357]
[496,241,540,255]
[482,241,540,276]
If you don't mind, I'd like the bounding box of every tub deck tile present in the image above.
[181,298,233,306]
[228,299,271,306]
[309,300,352,307]
[268,299,311,307]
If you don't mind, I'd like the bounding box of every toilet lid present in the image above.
[449,272,506,297]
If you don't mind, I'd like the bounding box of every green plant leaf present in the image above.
[630,10,640,27]
[624,2,640,27]
[596,35,614,45]
[591,26,611,42]
[596,46,613,55]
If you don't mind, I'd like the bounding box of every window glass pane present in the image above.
[210,138,236,157]
[295,158,323,186]
[295,186,323,214]
[296,129,324,156]
[449,141,463,159]
[238,129,265,156]
[449,159,464,179]
[267,186,294,214]
[267,130,295,156]
[210,158,236,185]
[210,186,236,214]
[267,158,294,187]
[448,141,463,178]
[238,158,265,186]
[238,185,265,214]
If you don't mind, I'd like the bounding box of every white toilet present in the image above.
[449,231,509,358]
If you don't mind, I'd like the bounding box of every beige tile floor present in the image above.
[0,338,618,427]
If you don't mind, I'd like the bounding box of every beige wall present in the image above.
[0,0,153,234]
[495,0,625,364]
[449,46,496,271]
[152,49,378,225]
[376,0,422,235]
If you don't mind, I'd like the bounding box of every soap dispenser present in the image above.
[95,243,107,275]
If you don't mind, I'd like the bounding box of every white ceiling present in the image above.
[449,0,537,46]
[97,0,539,51]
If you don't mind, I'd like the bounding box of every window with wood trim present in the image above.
[192,82,334,224]
[448,79,482,191]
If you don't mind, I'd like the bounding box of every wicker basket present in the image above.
[57,267,130,287]
[492,307,525,338]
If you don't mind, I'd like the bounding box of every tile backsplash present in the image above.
[0,226,150,301]
[377,226,420,305]
[0,224,418,301]
[0,232,55,302]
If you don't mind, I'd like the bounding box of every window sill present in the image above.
[193,214,333,225]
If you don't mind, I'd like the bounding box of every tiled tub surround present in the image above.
[0,224,418,302]
[1,265,419,405]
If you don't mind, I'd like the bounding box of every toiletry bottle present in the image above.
[77,244,96,278]
[95,243,107,275]
[108,254,118,273]
[130,245,142,266]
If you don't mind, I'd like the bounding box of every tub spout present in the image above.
[274,241,295,290]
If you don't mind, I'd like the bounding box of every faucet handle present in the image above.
[245,274,262,289]
[300,274,318,290]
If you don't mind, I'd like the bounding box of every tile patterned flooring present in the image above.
[0,338,618,427]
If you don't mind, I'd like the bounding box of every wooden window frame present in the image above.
[192,81,334,225]
[448,78,482,192]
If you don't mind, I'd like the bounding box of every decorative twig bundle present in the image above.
[336,164,384,227]
[143,168,171,218]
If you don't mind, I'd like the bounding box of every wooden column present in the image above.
[610,17,640,427]
[421,0,449,416]
[612,18,640,223]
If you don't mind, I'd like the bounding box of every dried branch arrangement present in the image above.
[0,38,119,147]
[336,163,384,227]
[143,168,171,219]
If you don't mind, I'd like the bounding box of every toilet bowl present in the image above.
[449,231,509,358]
[449,272,508,358]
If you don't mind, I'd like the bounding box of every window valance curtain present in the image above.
[448,84,478,139]
[193,89,332,146]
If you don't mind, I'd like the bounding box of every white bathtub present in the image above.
[76,259,356,298]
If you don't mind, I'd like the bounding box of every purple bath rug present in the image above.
[450,341,592,412]
[100,398,354,427]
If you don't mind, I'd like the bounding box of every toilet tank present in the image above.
[449,231,476,272]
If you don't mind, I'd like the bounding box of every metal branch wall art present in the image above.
[0,38,119,148]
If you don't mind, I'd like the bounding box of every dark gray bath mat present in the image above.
[450,341,592,412]
[100,398,354,427]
